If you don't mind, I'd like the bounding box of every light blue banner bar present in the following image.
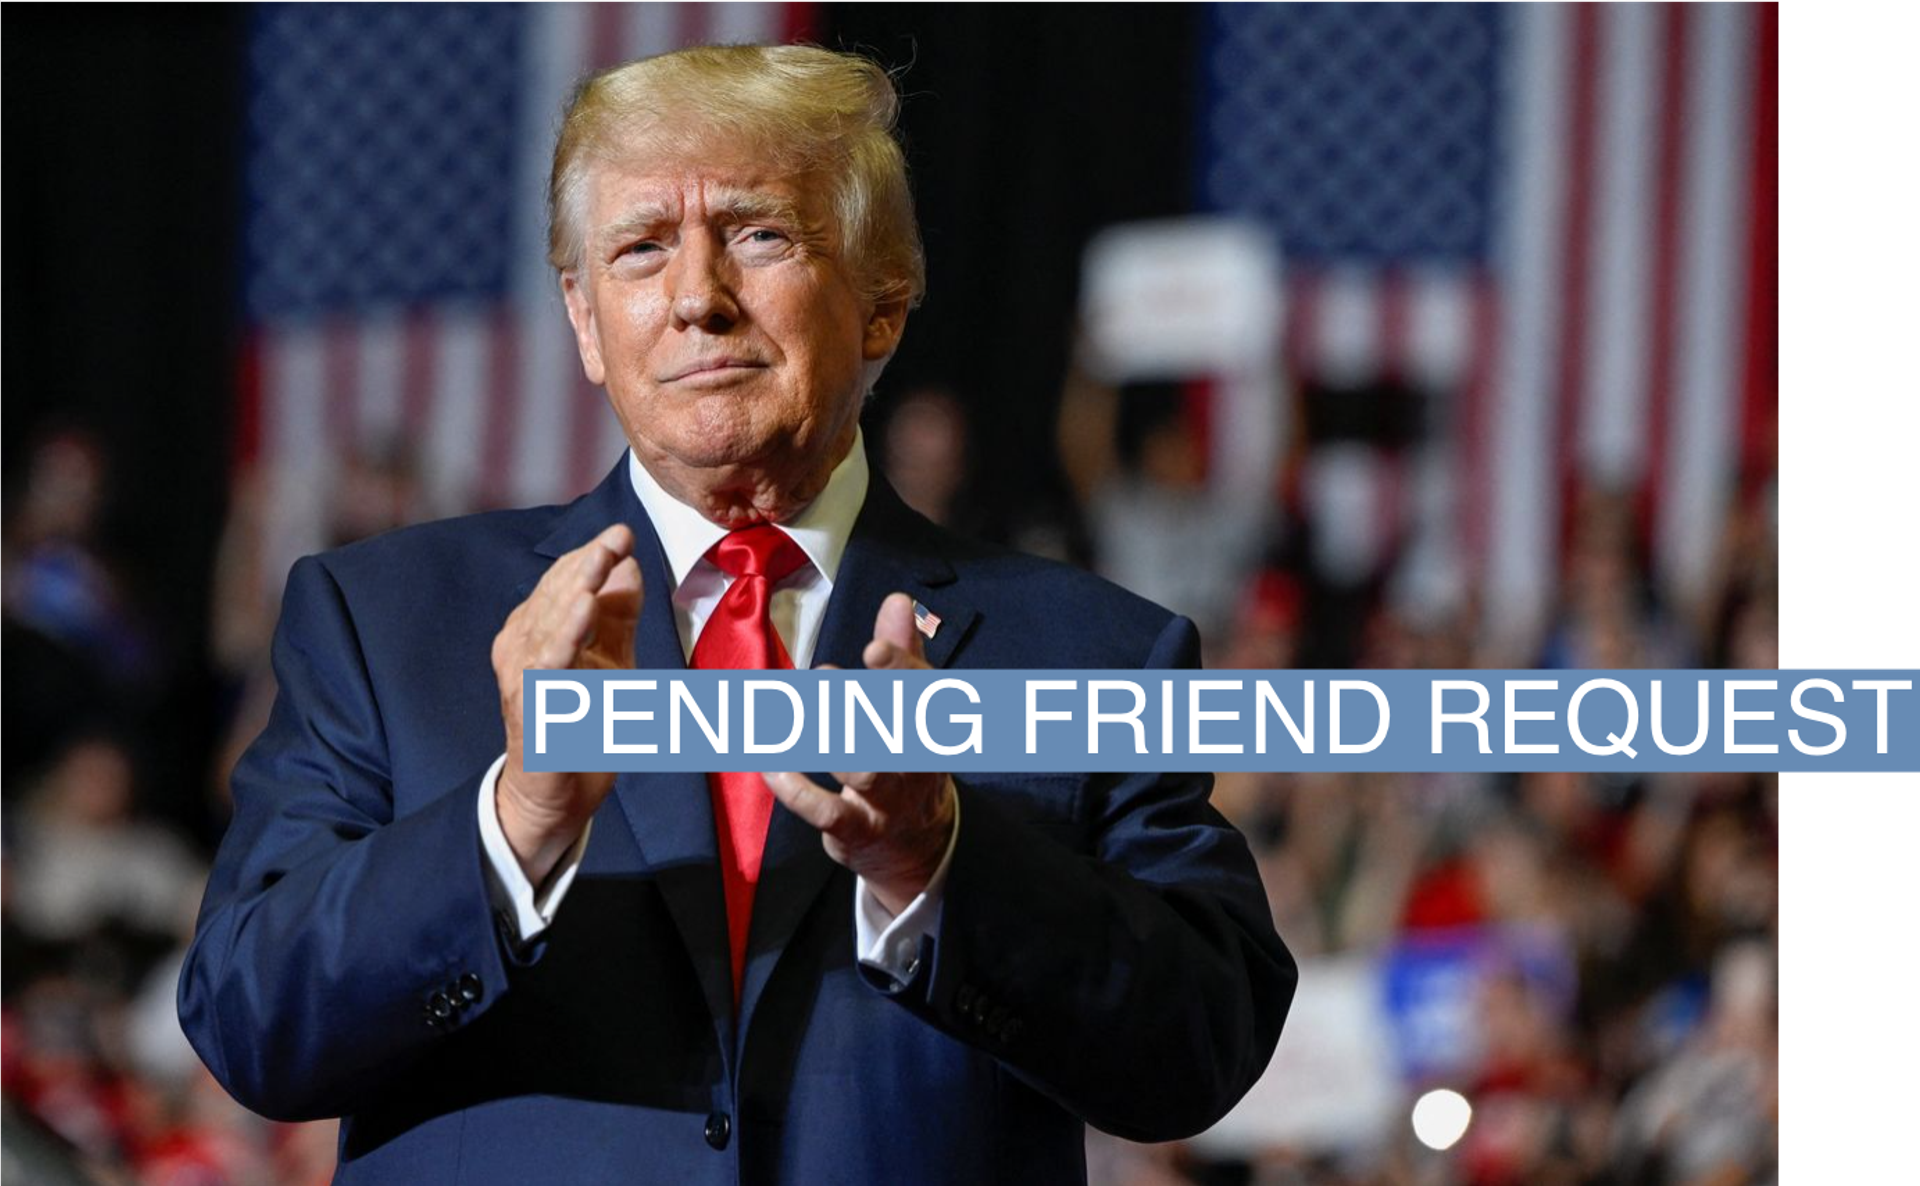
[521,670,1919,773]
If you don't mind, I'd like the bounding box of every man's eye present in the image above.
[741,228,787,246]
[623,241,663,257]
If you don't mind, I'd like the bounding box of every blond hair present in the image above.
[547,44,925,307]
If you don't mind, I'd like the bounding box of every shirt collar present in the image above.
[626,429,869,589]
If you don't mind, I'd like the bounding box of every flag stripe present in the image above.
[1283,271,1322,392]
[1315,266,1383,387]
[1738,3,1778,501]
[780,3,819,45]
[1457,275,1499,572]
[509,314,571,508]
[1639,4,1692,552]
[479,307,521,509]
[1658,5,1756,610]
[1581,4,1660,489]
[402,310,439,441]
[589,3,628,71]
[1404,268,1474,396]
[713,3,772,45]
[261,327,332,583]
[324,321,360,460]
[1378,268,1410,385]
[1550,5,1601,555]
[356,317,407,454]
[424,308,489,516]
[1486,4,1572,650]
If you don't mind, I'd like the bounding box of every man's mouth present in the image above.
[663,359,768,382]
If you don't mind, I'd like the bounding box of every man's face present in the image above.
[561,136,908,524]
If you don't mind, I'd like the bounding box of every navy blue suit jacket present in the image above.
[180,460,1296,1184]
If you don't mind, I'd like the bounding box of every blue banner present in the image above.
[520,670,1918,773]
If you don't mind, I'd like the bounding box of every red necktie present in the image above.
[689,525,810,1004]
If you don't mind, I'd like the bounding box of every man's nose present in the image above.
[666,235,740,332]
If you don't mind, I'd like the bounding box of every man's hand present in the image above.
[492,524,642,885]
[766,592,957,915]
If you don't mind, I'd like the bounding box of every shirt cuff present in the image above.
[854,784,960,982]
[477,753,592,942]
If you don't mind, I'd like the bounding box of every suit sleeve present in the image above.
[866,614,1298,1142]
[178,556,516,1122]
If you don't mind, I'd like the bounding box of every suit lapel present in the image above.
[737,477,978,1047]
[530,463,738,1064]
[532,468,984,1061]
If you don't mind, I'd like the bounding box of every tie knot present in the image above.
[707,524,809,584]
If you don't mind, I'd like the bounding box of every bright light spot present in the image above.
[1411,1088,1472,1151]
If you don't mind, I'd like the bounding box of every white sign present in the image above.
[1080,217,1284,381]
[1191,954,1402,1155]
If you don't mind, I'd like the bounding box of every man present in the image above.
[180,44,1295,1184]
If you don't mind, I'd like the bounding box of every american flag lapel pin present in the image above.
[912,600,942,640]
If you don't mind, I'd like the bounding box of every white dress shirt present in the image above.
[476,432,953,983]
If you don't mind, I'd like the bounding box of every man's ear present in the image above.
[861,288,913,362]
[560,271,607,385]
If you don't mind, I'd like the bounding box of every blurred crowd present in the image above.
[2,347,1776,1184]
[2,428,338,1185]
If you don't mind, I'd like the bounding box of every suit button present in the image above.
[427,991,454,1021]
[969,994,991,1024]
[704,1111,731,1150]
[986,1005,1009,1036]
[457,973,484,1005]
[955,984,975,1012]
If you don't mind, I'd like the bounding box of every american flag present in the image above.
[1203,3,1776,649]
[237,3,810,590]
[913,600,942,641]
